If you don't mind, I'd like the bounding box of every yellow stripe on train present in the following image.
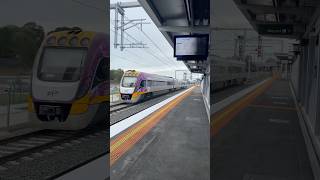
[89,96,109,104]
[131,91,146,98]
[27,95,35,112]
[28,93,108,115]
[70,95,108,115]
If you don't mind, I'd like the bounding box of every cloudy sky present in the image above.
[110,0,192,80]
[0,0,196,79]
[0,0,108,33]
[0,0,295,78]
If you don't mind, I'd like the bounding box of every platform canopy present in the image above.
[138,0,210,73]
[233,0,318,39]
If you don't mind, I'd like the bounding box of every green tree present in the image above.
[0,25,19,58]
[110,69,124,83]
[0,22,44,68]
[15,22,44,67]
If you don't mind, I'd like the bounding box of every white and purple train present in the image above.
[120,70,187,103]
[28,30,108,130]
[212,56,274,91]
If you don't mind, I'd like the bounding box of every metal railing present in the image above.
[0,78,30,129]
[110,86,121,103]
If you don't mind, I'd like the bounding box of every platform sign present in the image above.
[174,34,209,60]
[258,24,293,35]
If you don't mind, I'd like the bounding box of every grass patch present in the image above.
[0,92,28,105]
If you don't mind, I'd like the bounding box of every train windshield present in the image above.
[122,77,137,87]
[38,48,87,82]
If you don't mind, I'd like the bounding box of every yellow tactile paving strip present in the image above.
[211,78,274,136]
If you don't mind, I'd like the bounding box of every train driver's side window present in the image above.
[140,80,146,88]
[93,58,107,88]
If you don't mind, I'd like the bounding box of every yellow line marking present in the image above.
[211,78,274,136]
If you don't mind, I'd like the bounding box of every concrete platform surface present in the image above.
[111,87,210,180]
[212,79,314,180]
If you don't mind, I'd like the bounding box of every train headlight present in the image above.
[69,37,78,46]
[57,37,67,46]
[80,38,90,46]
[47,36,56,45]
[70,95,90,114]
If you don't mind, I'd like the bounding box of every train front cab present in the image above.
[28,31,108,130]
[120,74,147,103]
[120,71,176,103]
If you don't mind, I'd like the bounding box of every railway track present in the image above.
[110,88,187,126]
[0,125,108,169]
[109,90,179,115]
[110,103,132,114]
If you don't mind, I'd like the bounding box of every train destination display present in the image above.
[174,34,209,60]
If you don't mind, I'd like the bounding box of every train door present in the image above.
[301,41,309,109]
[146,80,151,92]
[315,34,320,134]
[140,80,146,90]
[305,36,317,127]
[90,58,108,124]
[93,58,108,88]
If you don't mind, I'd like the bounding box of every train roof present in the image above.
[124,70,175,81]
[213,56,246,65]
[45,30,107,48]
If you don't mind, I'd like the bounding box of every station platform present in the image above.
[212,79,314,180]
[111,86,209,180]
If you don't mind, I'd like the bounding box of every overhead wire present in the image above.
[110,30,148,67]
[110,23,176,70]
[110,52,151,67]
[122,15,182,68]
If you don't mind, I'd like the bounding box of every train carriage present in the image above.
[28,29,108,130]
[120,70,182,103]
[212,56,247,90]
[212,55,274,91]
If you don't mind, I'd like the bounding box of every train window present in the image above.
[140,80,146,88]
[122,77,137,87]
[38,48,87,82]
[152,81,165,86]
[92,58,107,88]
